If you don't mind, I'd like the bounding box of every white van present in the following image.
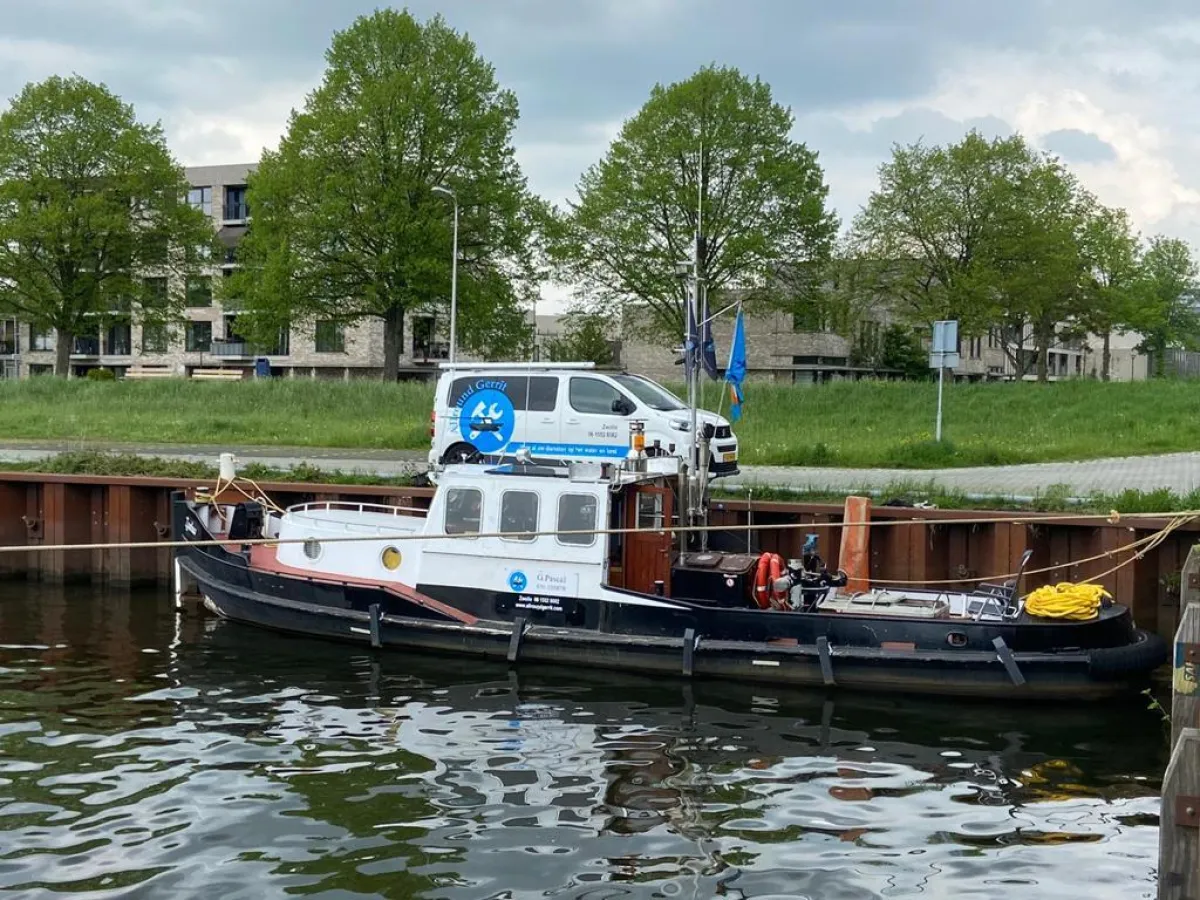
[428,362,740,477]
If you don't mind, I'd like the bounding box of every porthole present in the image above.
[302,538,321,560]
[946,631,968,648]
[381,546,402,571]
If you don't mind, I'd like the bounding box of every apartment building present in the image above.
[3,163,460,380]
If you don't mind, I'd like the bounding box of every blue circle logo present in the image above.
[459,388,515,455]
[508,570,527,592]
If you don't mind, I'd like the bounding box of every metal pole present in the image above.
[935,362,945,441]
[432,185,459,366]
[449,196,458,365]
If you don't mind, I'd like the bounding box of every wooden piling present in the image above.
[1160,729,1200,900]
[1174,551,1200,747]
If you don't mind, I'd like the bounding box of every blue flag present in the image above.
[700,292,718,380]
[725,306,746,422]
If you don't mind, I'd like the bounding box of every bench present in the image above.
[190,367,246,381]
[124,366,176,380]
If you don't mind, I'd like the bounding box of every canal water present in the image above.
[0,583,1167,899]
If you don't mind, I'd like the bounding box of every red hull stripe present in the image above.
[248,544,478,626]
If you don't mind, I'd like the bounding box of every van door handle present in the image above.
[566,418,581,425]
[540,417,555,424]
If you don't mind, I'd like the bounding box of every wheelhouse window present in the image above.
[444,487,482,536]
[500,490,539,542]
[557,494,597,547]
[569,377,627,415]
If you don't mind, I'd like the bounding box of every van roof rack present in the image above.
[436,361,596,371]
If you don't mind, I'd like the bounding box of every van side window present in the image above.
[500,490,539,541]
[569,377,627,415]
[557,494,597,546]
[448,376,557,412]
[444,488,482,536]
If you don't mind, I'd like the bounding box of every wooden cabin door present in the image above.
[623,485,674,595]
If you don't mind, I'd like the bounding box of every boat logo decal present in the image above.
[508,570,528,592]
[456,384,515,454]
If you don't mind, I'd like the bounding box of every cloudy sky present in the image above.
[3,0,1199,308]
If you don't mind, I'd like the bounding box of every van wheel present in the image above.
[441,442,481,465]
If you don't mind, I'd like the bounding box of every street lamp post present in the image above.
[432,185,459,365]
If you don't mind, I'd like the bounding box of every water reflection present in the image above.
[0,582,1166,898]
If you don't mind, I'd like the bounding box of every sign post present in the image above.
[929,320,959,442]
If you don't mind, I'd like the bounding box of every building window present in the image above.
[185,320,212,352]
[500,490,539,542]
[186,275,212,308]
[444,487,482,536]
[224,185,248,221]
[141,323,169,354]
[413,315,447,360]
[187,186,212,216]
[30,325,55,352]
[314,320,344,353]
[557,494,597,547]
[142,276,168,307]
[105,322,132,356]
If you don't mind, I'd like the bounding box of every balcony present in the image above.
[210,339,251,358]
[72,337,100,356]
[414,340,449,362]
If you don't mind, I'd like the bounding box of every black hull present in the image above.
[175,542,1168,702]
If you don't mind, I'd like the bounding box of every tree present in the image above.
[230,9,541,379]
[550,65,837,343]
[985,153,1092,381]
[1133,236,1200,376]
[1077,204,1142,380]
[0,76,213,376]
[849,132,1034,337]
[851,131,1097,382]
[542,312,615,366]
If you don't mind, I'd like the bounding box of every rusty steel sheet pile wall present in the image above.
[0,472,1195,642]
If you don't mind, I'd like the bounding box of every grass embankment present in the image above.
[5,450,1198,514]
[0,376,1196,468]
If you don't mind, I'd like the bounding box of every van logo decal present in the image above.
[458,386,515,453]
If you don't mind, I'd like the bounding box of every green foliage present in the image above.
[849,131,1098,382]
[1075,204,1143,381]
[879,325,930,379]
[0,75,214,376]
[85,367,116,382]
[542,312,615,365]
[229,9,540,378]
[550,64,838,342]
[1132,235,1200,376]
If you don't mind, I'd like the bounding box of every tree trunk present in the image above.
[1034,318,1053,383]
[1101,331,1111,382]
[1154,335,1168,378]
[382,306,404,381]
[54,329,72,378]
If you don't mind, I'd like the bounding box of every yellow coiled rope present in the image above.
[1023,582,1110,621]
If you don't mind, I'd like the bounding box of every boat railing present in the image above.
[285,501,425,533]
[289,501,419,518]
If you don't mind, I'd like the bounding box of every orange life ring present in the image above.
[754,552,791,610]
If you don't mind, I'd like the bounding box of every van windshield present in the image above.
[612,375,687,411]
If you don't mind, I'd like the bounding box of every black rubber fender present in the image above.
[1088,628,1169,679]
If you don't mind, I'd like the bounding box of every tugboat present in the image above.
[171,428,1166,701]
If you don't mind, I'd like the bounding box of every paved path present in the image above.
[0,438,1196,499]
